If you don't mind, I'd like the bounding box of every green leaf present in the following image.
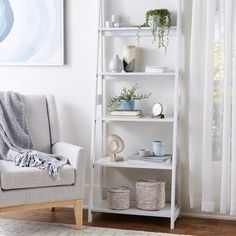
[108,84,151,111]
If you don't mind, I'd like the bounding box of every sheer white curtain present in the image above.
[189,0,236,214]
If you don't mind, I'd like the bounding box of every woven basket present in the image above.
[108,187,130,210]
[136,180,165,210]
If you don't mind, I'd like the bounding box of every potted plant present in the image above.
[108,84,151,112]
[138,9,171,52]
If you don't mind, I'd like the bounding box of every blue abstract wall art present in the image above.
[0,0,64,65]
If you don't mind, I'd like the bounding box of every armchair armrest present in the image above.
[52,142,86,196]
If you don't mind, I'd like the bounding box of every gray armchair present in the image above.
[0,94,86,229]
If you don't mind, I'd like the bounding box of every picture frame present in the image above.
[0,0,64,65]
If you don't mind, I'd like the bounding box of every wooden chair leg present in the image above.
[50,207,56,212]
[74,200,83,229]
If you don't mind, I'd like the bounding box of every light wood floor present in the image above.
[0,208,236,235]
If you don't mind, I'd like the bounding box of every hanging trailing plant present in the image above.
[137,9,171,53]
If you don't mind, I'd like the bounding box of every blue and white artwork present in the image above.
[0,0,64,65]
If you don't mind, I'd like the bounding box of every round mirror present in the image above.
[152,103,163,117]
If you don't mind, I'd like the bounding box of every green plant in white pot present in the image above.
[138,9,171,52]
[108,84,151,112]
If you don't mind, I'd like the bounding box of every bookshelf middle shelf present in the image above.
[93,157,173,170]
[95,115,174,123]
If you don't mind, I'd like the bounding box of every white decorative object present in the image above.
[114,23,120,28]
[123,45,136,72]
[145,66,168,73]
[108,187,130,210]
[136,180,165,210]
[153,141,165,156]
[111,14,119,27]
[107,134,125,162]
[106,21,112,28]
[109,55,123,72]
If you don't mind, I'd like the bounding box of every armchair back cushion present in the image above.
[22,94,60,154]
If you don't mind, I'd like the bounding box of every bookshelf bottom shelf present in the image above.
[92,200,180,219]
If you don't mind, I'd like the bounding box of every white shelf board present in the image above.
[99,72,175,78]
[96,115,174,123]
[99,27,177,37]
[94,157,172,170]
[92,200,180,219]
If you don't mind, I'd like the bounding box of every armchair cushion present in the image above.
[22,95,51,153]
[0,160,75,190]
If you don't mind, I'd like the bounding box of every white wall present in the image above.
[0,0,231,219]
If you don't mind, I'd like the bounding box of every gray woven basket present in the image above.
[136,180,165,210]
[108,187,130,210]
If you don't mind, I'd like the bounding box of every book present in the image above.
[110,109,142,116]
[140,155,171,162]
[109,114,144,119]
[145,66,168,73]
[128,153,172,162]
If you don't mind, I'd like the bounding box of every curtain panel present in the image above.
[189,0,236,214]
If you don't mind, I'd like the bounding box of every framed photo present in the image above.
[0,0,64,65]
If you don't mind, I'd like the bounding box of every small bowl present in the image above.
[139,149,151,157]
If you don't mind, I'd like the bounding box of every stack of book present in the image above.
[110,109,143,118]
[128,153,172,163]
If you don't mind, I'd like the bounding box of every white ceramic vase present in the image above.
[123,45,136,72]
[109,55,123,72]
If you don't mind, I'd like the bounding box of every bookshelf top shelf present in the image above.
[99,72,175,78]
[99,26,177,37]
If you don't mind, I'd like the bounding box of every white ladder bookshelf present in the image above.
[89,0,182,229]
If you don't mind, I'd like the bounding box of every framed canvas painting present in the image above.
[0,0,64,65]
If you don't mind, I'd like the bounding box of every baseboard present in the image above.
[181,212,236,221]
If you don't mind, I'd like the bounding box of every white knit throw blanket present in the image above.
[0,91,67,177]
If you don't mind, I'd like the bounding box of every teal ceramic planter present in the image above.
[118,100,135,110]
